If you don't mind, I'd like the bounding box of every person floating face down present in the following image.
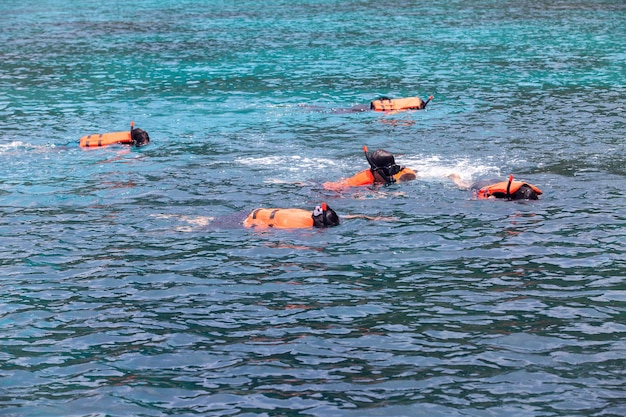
[243,202,340,229]
[473,175,543,200]
[79,121,150,148]
[153,202,390,231]
[370,95,433,112]
[323,146,417,191]
[338,95,434,113]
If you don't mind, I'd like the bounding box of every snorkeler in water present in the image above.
[153,203,339,231]
[79,122,150,148]
[328,95,434,114]
[351,95,433,112]
[323,146,417,191]
[152,202,395,231]
[242,203,340,229]
[449,174,543,200]
[301,95,433,114]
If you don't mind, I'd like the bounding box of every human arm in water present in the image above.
[448,173,473,190]
[343,214,398,221]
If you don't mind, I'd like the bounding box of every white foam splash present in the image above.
[402,154,501,184]
[235,153,502,185]
[0,141,59,154]
[0,141,29,152]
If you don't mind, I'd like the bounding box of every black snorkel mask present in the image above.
[363,145,402,186]
[312,202,339,228]
[312,202,329,227]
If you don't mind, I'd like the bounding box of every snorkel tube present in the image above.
[423,95,434,109]
[506,174,514,200]
[129,121,137,146]
[363,145,396,186]
[363,145,373,169]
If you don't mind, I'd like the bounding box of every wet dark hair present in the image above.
[312,205,340,228]
[130,128,150,147]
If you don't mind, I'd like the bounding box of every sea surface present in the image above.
[1,0,625,416]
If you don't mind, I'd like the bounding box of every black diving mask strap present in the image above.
[129,121,136,146]
[506,174,513,200]
[313,203,329,227]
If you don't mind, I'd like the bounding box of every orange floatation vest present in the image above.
[79,131,133,148]
[323,167,416,191]
[243,208,315,229]
[477,180,543,200]
[370,96,430,112]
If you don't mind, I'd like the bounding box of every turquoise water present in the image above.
[1,1,625,416]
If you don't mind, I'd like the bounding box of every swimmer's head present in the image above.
[510,184,539,200]
[369,149,395,168]
[474,178,542,200]
[367,149,402,184]
[131,128,150,147]
[312,203,340,228]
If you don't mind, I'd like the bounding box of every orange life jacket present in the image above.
[323,167,416,190]
[243,208,315,229]
[370,97,427,112]
[477,181,543,199]
[80,131,133,148]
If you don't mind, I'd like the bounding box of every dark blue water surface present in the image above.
[1,1,625,416]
